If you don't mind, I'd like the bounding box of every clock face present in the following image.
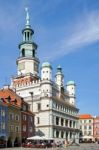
[18,62,25,71]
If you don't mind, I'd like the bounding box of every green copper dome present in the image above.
[67,80,75,85]
[42,62,52,68]
[57,65,62,72]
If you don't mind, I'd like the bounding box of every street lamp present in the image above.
[29,92,33,112]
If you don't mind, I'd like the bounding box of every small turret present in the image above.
[66,81,76,105]
[41,62,52,81]
[55,65,64,87]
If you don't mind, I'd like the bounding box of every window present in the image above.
[22,48,25,57]
[80,126,82,129]
[88,131,91,135]
[56,117,59,125]
[96,131,99,135]
[89,125,91,129]
[23,115,26,121]
[84,120,86,123]
[70,120,72,127]
[56,131,59,138]
[84,126,87,129]
[65,120,68,126]
[23,125,26,132]
[10,125,14,132]
[23,104,27,111]
[37,103,41,111]
[61,118,64,126]
[73,121,75,128]
[9,113,14,120]
[15,115,19,121]
[89,120,92,123]
[1,122,5,130]
[16,126,20,132]
[29,127,32,132]
[61,131,64,138]
[1,109,5,116]
[37,117,40,124]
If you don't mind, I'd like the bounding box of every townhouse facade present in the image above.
[21,99,35,143]
[79,114,93,138]
[0,86,35,147]
[93,116,99,141]
[0,98,8,147]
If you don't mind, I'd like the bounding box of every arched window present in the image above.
[56,130,59,138]
[22,49,25,57]
[27,32,29,41]
[32,50,35,57]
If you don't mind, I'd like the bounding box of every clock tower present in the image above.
[11,8,40,87]
[17,8,39,77]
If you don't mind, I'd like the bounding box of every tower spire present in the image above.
[25,7,30,27]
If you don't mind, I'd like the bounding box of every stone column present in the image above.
[59,130,61,138]
[59,117,61,126]
[63,118,65,127]
[54,129,56,138]
[53,115,56,125]
[68,120,70,127]
[63,131,66,138]
[68,131,70,141]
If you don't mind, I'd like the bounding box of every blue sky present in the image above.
[0,0,99,115]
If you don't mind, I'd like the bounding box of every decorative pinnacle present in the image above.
[25,7,30,26]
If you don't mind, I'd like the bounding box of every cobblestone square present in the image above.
[1,144,99,150]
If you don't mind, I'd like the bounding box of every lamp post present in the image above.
[29,92,33,112]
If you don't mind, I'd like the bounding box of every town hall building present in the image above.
[10,8,79,141]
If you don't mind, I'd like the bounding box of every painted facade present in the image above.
[0,87,21,147]
[11,9,79,142]
[0,86,35,147]
[21,99,35,143]
[79,114,94,141]
[93,116,99,141]
[0,98,8,147]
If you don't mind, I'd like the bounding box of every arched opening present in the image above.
[61,131,64,138]
[56,130,59,138]
[66,132,68,140]
[0,136,6,148]
[27,32,29,41]
[14,137,20,147]
[32,50,35,57]
[22,137,27,144]
[7,137,12,147]
[22,49,25,57]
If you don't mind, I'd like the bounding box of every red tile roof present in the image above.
[79,114,93,119]
[0,87,34,115]
[0,87,22,107]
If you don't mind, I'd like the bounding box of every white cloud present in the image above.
[40,11,99,61]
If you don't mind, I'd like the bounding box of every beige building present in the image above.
[79,114,94,141]
[10,8,79,142]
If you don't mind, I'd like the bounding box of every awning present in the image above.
[27,135,54,140]
[27,135,43,140]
